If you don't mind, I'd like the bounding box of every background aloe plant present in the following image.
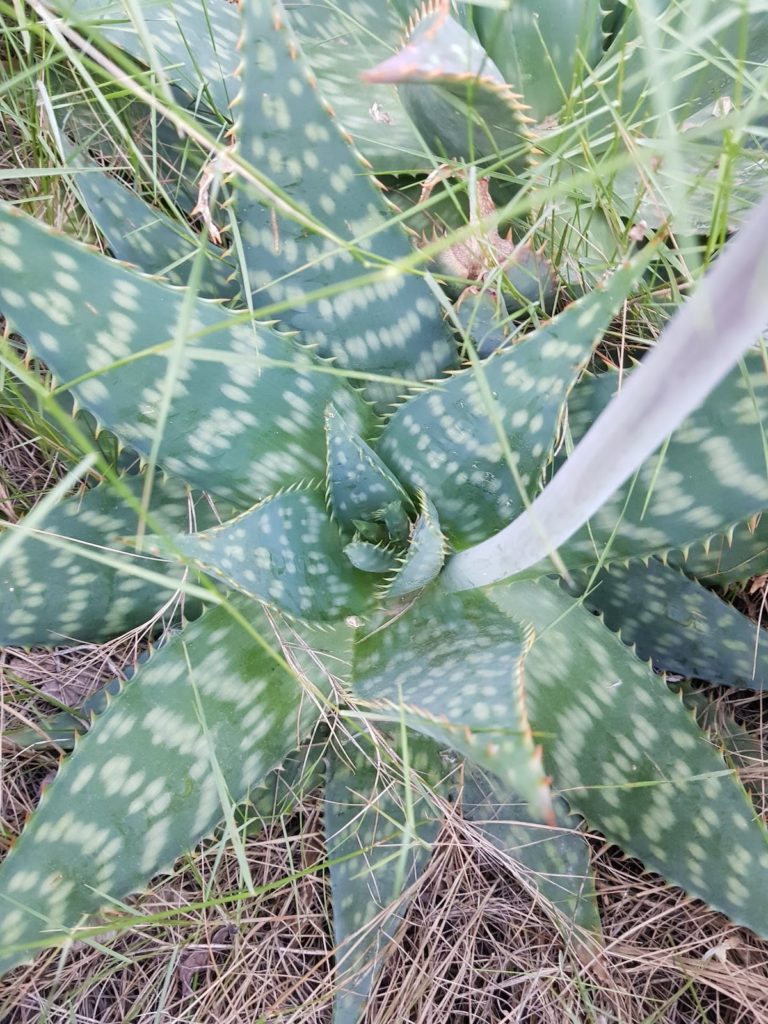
[3,0,768,1019]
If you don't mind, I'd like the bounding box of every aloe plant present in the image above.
[3,0,768,1019]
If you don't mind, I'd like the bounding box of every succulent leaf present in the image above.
[487,576,768,937]
[50,0,240,118]
[379,499,411,543]
[0,204,371,506]
[162,487,374,622]
[68,149,238,297]
[354,584,553,822]
[284,0,425,174]
[672,515,768,586]
[326,734,446,1024]
[232,0,456,408]
[379,258,644,546]
[460,765,600,935]
[0,476,212,647]
[469,0,605,122]
[325,403,412,538]
[574,558,768,690]
[383,492,446,598]
[443,198,768,590]
[344,540,401,574]
[365,5,531,168]
[0,600,351,975]
[552,352,768,574]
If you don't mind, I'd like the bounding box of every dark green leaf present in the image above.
[0,204,372,506]
[0,600,351,975]
[554,352,768,574]
[232,0,456,408]
[285,0,425,174]
[379,259,645,546]
[574,557,768,690]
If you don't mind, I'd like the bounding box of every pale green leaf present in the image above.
[164,487,374,621]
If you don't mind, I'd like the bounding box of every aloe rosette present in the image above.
[3,1,768,1019]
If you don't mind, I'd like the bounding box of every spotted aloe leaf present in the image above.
[382,492,446,598]
[326,734,447,1024]
[443,198,768,590]
[354,585,553,822]
[161,487,373,622]
[325,403,412,538]
[67,148,238,298]
[0,475,219,647]
[550,350,768,574]
[285,0,425,174]
[671,515,768,586]
[232,0,456,408]
[573,558,768,690]
[460,765,600,937]
[0,204,371,506]
[50,0,240,118]
[467,0,605,121]
[364,3,532,169]
[485,575,768,935]
[0,600,352,975]
[378,256,647,547]
[344,540,400,574]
